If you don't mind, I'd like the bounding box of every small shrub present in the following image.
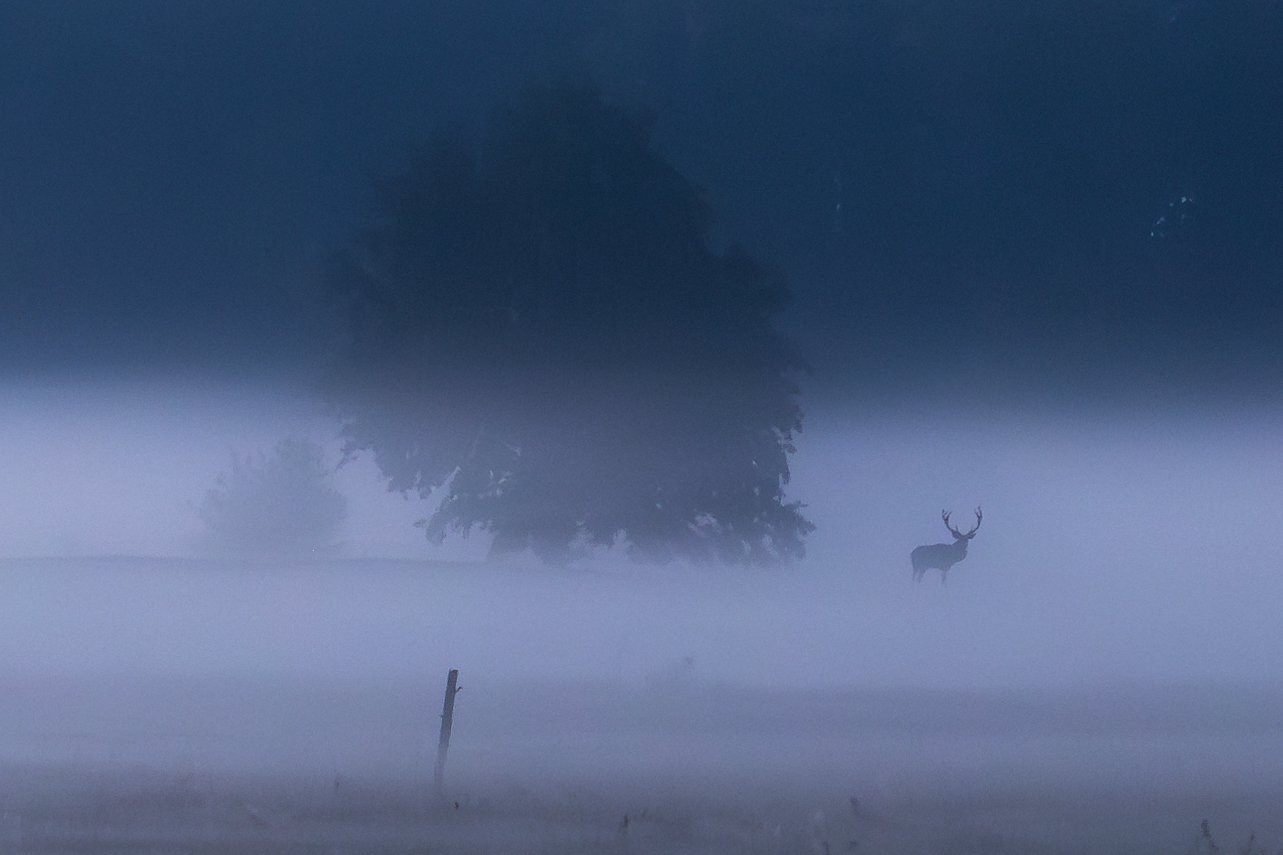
[199,436,347,556]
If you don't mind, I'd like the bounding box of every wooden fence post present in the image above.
[433,669,460,795]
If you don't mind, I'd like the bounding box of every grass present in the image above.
[0,759,1278,855]
[2,670,1280,853]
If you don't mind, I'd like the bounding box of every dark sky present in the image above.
[4,0,1282,404]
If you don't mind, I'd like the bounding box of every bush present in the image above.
[198,436,347,556]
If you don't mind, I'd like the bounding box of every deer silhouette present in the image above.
[911,507,982,584]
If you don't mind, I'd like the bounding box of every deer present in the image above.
[911,507,982,584]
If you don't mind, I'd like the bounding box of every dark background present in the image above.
[4,0,1280,404]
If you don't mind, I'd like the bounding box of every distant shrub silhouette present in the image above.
[199,436,347,556]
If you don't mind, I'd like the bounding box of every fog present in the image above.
[3,377,1280,691]
[2,384,1281,851]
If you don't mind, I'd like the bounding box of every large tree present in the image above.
[328,82,811,564]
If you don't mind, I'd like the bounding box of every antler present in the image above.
[943,506,982,538]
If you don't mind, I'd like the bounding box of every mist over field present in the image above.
[2,382,1281,853]
[2,383,1282,691]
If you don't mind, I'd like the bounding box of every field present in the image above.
[1,557,1279,853]
[1,676,1280,854]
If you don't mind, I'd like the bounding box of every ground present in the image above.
[1,758,1277,855]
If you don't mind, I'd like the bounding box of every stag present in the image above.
[911,507,982,584]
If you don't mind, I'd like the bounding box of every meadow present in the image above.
[1,674,1279,854]
[2,557,1280,854]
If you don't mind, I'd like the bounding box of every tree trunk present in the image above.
[433,669,460,795]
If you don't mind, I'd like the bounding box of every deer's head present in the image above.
[943,507,982,543]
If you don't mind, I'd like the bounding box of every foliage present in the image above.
[199,436,347,556]
[328,82,811,564]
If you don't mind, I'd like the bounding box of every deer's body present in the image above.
[911,508,981,584]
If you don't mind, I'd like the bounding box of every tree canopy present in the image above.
[328,82,811,564]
